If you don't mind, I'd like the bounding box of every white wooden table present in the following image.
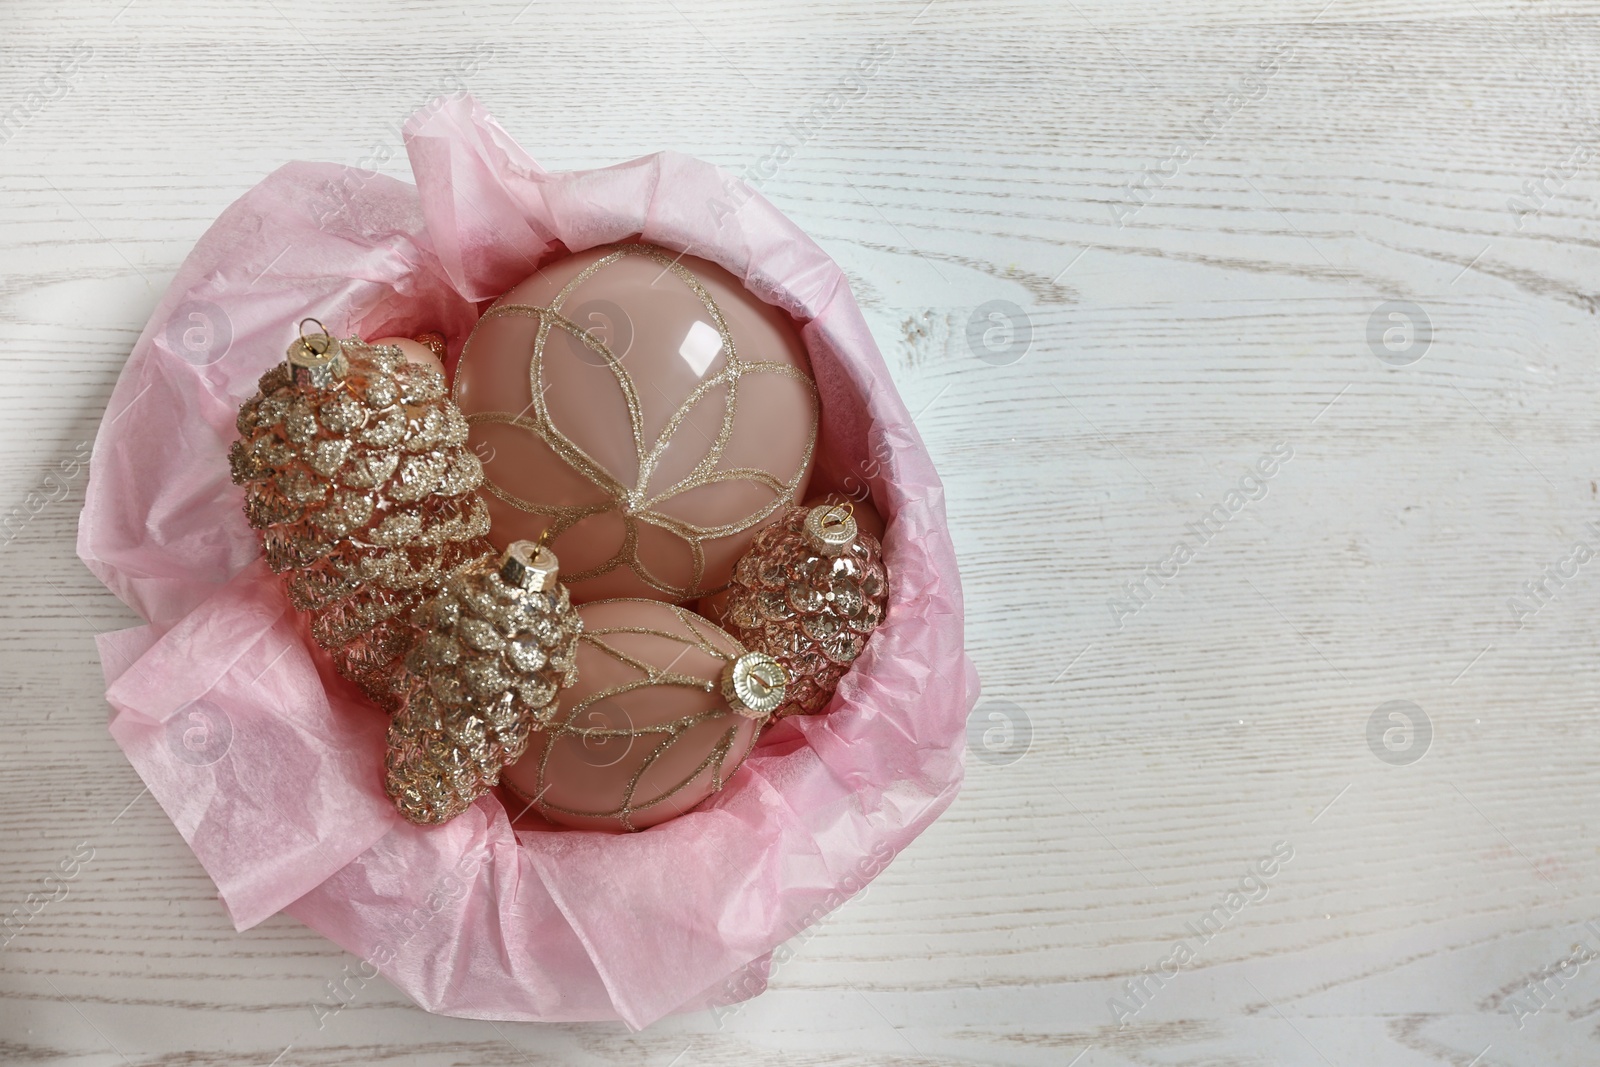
[4,1,1600,1063]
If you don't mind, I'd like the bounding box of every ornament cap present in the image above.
[287,320,346,387]
[721,650,787,720]
[803,503,857,557]
[500,539,560,592]
[413,331,448,360]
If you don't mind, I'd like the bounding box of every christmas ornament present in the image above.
[453,243,819,603]
[501,598,785,832]
[721,502,887,719]
[697,493,885,626]
[384,539,583,825]
[229,321,493,709]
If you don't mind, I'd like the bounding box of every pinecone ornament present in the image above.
[384,540,583,824]
[722,503,888,719]
[228,324,493,710]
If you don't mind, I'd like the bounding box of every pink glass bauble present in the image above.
[453,244,818,604]
[500,598,769,832]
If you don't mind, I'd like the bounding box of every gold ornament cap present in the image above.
[721,650,788,720]
[802,504,857,557]
[413,331,448,360]
[287,319,346,388]
[500,539,560,592]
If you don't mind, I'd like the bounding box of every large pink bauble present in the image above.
[453,244,818,603]
[501,599,763,832]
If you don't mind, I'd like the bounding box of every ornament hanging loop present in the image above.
[803,501,858,556]
[298,317,331,347]
[822,501,854,529]
[287,317,346,387]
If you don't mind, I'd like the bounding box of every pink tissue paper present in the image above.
[77,94,975,1028]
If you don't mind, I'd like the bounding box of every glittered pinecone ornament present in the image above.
[722,503,887,719]
[228,322,493,710]
[384,540,583,825]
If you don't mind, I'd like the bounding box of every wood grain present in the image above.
[4,1,1600,1064]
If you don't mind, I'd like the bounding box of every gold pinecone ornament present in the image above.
[384,540,583,824]
[228,323,493,709]
[723,503,888,719]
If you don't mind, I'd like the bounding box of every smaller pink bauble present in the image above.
[501,598,768,832]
